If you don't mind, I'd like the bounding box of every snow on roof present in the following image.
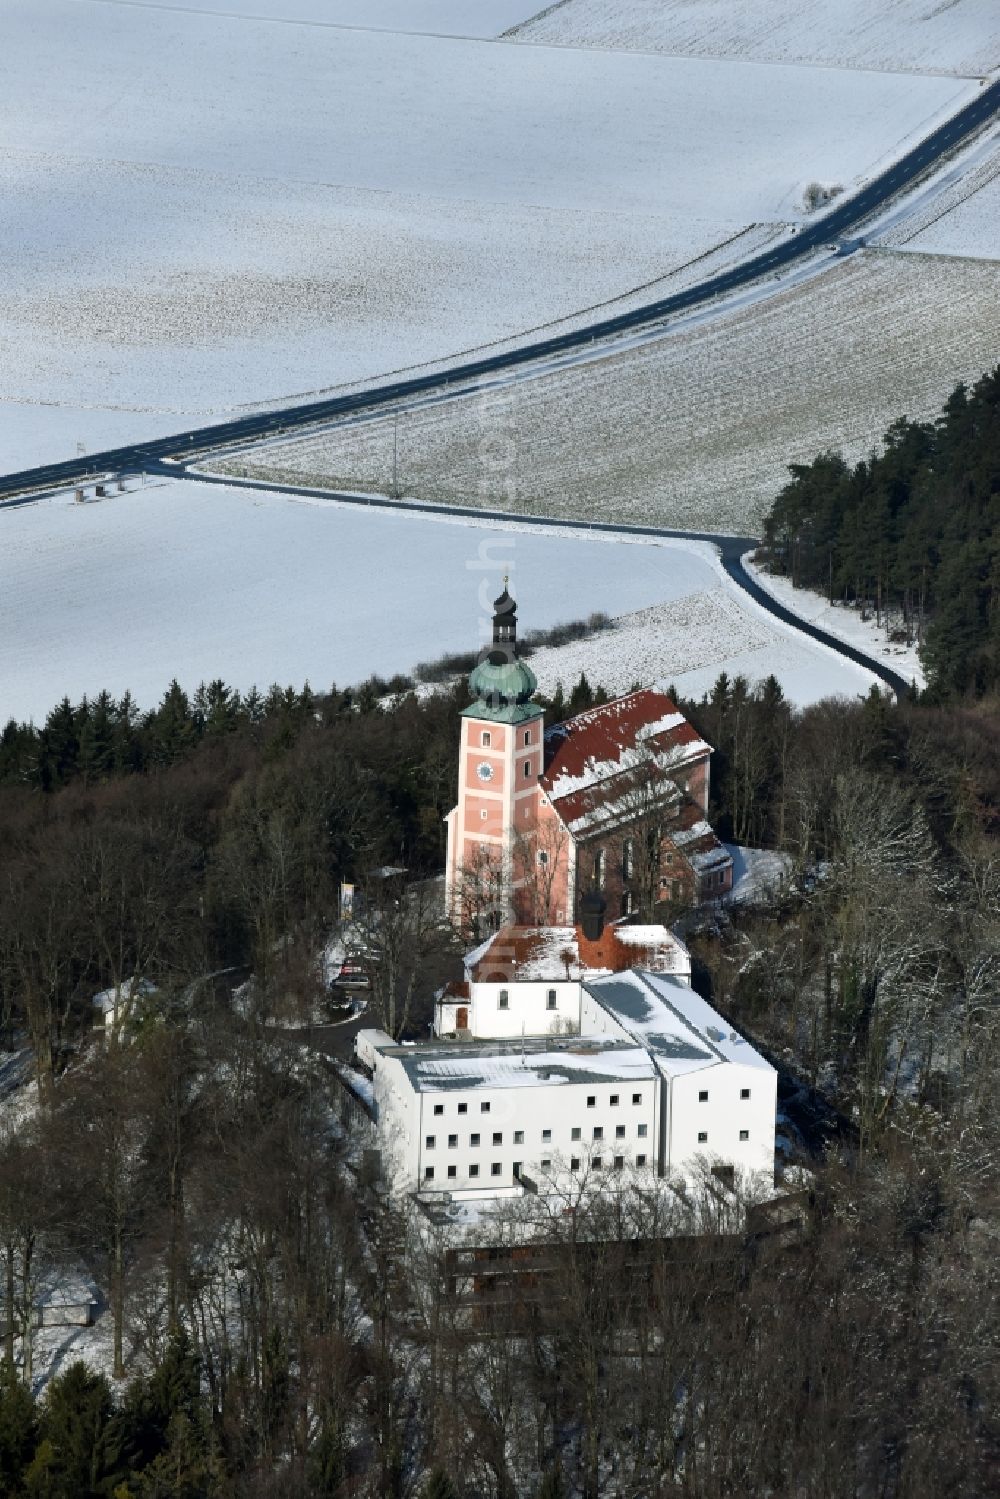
[672,819,713,847]
[91,977,156,1015]
[585,970,774,1077]
[466,921,690,982]
[383,1036,657,1092]
[542,690,710,805]
[688,844,733,873]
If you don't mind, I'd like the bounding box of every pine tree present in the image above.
[0,1357,37,1496]
[536,1466,566,1498]
[421,1468,458,1499]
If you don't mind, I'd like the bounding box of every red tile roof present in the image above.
[466,922,688,982]
[540,689,710,836]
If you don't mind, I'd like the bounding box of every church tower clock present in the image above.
[444,586,545,927]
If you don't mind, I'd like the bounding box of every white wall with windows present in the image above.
[466,979,581,1038]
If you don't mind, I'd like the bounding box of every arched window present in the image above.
[594,849,606,888]
[622,837,634,881]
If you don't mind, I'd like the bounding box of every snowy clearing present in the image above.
[509,0,1000,78]
[0,0,975,472]
[223,251,1000,536]
[0,481,877,726]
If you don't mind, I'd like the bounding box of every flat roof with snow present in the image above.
[586,970,774,1077]
[380,1035,657,1091]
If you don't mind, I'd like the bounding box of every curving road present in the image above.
[161,465,914,698]
[1,77,998,503]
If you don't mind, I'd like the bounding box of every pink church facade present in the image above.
[445,591,732,932]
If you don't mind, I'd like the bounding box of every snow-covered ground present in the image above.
[0,481,879,726]
[226,250,1000,535]
[0,0,976,472]
[724,845,793,906]
[101,0,545,36]
[510,0,1000,77]
[743,554,926,691]
[876,141,1000,260]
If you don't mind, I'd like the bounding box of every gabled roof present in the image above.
[585,970,775,1078]
[464,921,690,984]
[541,690,711,837]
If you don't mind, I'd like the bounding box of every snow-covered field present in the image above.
[224,250,1000,535]
[877,142,1000,259]
[99,0,544,36]
[0,0,976,473]
[0,481,878,726]
[509,0,1000,77]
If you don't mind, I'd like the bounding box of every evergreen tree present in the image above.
[34,1362,120,1499]
[535,1466,566,1498]
[421,1468,458,1499]
[0,1358,37,1496]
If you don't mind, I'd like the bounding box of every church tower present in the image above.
[445,587,545,926]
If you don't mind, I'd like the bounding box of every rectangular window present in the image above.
[540,1158,551,1170]
[592,1157,603,1171]
[447,1165,456,1179]
[523,761,531,778]
[523,730,531,746]
[425,1136,436,1149]
[514,1130,524,1144]
[498,990,509,1010]
[593,1126,604,1141]
[587,1095,596,1108]
[433,1104,443,1116]
[424,1166,434,1181]
[614,1156,624,1170]
[740,1088,751,1100]
[546,989,557,1009]
[482,731,491,747]
[636,1153,647,1167]
[622,838,634,881]
[637,1124,648,1138]
[571,1127,581,1141]
[698,1090,709,1102]
[615,1125,625,1139]
[458,1102,468,1115]
[492,1131,502,1145]
[480,809,487,820]
[481,1102,490,1113]
[513,1162,522,1180]
[632,1093,642,1105]
[571,1156,581,1170]
[698,1131,708,1144]
[469,1164,479,1178]
[470,1133,480,1146]
[491,1163,502,1177]
[739,1130,749,1141]
[448,1135,457,1148]
[610,1094,619,1106]
[542,1128,552,1143]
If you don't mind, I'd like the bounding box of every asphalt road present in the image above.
[165,466,914,697]
[1,77,997,502]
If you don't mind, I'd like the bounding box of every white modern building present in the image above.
[352,910,776,1206]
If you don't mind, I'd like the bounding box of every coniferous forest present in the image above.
[760,366,1000,696]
